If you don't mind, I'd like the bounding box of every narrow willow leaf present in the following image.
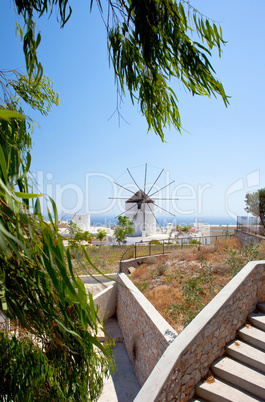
[49,196,58,229]
[14,192,43,199]
[0,110,24,121]
[0,144,8,183]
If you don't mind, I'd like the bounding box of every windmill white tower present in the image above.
[125,190,156,237]
[110,164,177,238]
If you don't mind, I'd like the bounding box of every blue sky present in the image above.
[2,0,265,224]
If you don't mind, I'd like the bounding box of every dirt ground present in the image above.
[129,238,265,333]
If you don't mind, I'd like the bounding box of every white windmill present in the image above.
[110,164,177,238]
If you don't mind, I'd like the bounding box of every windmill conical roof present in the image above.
[126,190,154,203]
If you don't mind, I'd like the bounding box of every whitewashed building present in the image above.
[125,190,156,237]
[72,213,90,232]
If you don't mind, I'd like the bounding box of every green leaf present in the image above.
[34,197,42,215]
[50,197,58,228]
[0,110,24,121]
[0,144,8,184]
[14,192,43,199]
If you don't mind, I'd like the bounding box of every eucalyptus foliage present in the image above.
[245,189,265,230]
[1,2,114,400]
[0,109,113,400]
[114,216,134,244]
[11,0,229,140]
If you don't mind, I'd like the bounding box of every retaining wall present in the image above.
[93,284,117,321]
[116,273,177,386]
[235,229,265,246]
[119,254,168,274]
[135,261,265,401]
[82,273,118,321]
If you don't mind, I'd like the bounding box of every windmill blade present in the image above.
[115,202,136,219]
[144,163,147,194]
[151,198,179,200]
[153,202,176,217]
[147,168,164,195]
[127,168,141,191]
[132,208,140,223]
[143,200,146,232]
[114,181,135,194]
[149,180,175,198]
[146,202,162,230]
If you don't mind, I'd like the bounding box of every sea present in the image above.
[89,215,237,227]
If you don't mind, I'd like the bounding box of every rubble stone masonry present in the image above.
[116,273,177,386]
[134,261,265,401]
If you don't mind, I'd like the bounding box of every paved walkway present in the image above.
[98,318,141,402]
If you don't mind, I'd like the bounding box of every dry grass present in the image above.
[257,241,265,259]
[70,237,265,332]
[131,264,152,280]
[72,245,127,275]
[130,238,262,333]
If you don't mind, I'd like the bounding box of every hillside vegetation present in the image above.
[72,238,265,333]
[130,239,265,332]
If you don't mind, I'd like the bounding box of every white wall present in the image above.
[125,203,156,236]
[72,213,90,231]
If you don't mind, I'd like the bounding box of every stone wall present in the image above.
[119,255,168,274]
[93,283,117,321]
[135,261,265,402]
[116,273,177,386]
[235,229,265,246]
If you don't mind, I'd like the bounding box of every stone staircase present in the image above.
[193,303,265,401]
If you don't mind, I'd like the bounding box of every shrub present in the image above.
[189,239,201,245]
[225,241,260,277]
[157,264,167,275]
[149,240,161,245]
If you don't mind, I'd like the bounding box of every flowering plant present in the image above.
[175,225,198,236]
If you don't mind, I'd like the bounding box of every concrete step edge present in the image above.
[196,377,261,402]
[226,339,265,373]
[212,357,265,399]
[248,312,265,332]
[238,325,265,351]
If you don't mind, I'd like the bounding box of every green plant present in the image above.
[225,241,260,277]
[97,229,107,245]
[189,239,201,245]
[0,92,112,401]
[114,216,134,244]
[169,297,203,327]
[157,264,167,276]
[136,281,149,292]
[0,332,63,400]
[225,248,244,277]
[168,258,214,327]
[8,0,228,142]
[245,189,265,230]
[149,239,161,245]
[244,241,260,261]
[198,258,214,285]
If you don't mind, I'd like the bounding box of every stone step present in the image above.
[97,318,124,343]
[238,325,265,351]
[212,357,265,399]
[226,339,265,373]
[248,311,265,332]
[257,303,265,314]
[196,377,262,402]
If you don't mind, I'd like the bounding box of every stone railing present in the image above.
[134,261,265,401]
[116,273,177,386]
